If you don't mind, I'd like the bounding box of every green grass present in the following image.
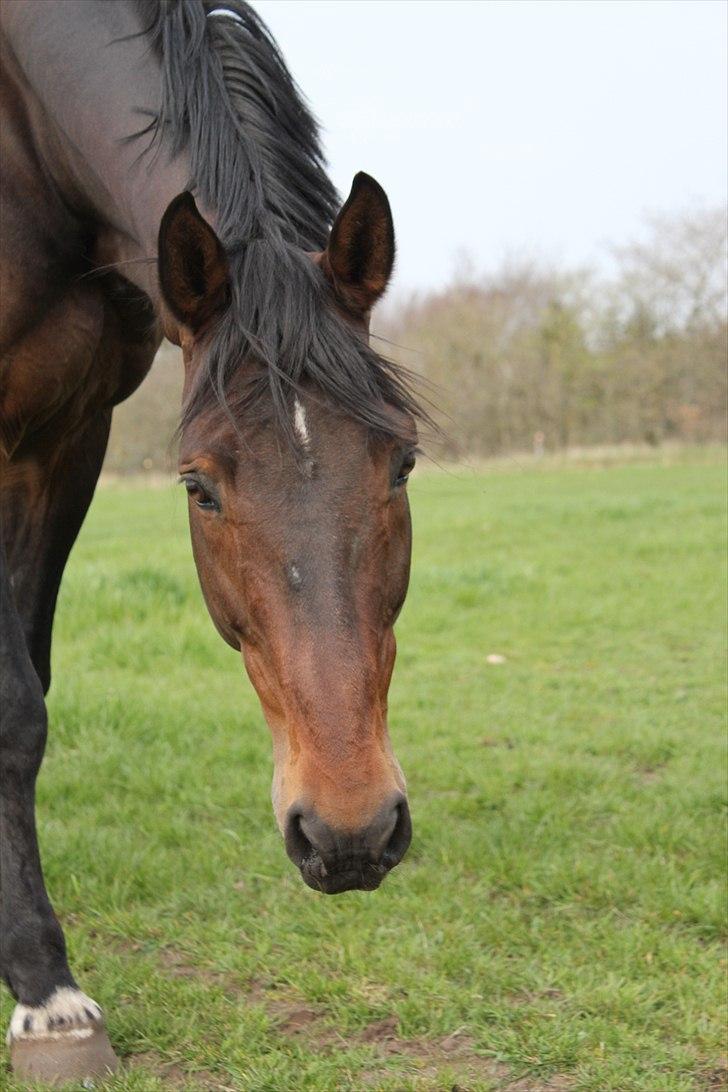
[2,448,726,1091]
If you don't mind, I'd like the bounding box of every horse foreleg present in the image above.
[0,412,118,1083]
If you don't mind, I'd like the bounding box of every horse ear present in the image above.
[323,172,395,314]
[158,192,229,332]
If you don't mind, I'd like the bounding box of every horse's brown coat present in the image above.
[0,0,419,1081]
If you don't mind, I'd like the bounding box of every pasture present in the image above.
[1,447,725,1092]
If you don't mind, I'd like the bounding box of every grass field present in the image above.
[1,448,726,1091]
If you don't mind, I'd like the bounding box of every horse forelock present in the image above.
[134,0,427,445]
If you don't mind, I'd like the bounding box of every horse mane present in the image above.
[134,0,425,443]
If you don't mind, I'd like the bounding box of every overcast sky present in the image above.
[254,0,727,295]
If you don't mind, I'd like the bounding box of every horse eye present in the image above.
[181,477,218,511]
[395,454,416,488]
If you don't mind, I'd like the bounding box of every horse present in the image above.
[0,0,426,1082]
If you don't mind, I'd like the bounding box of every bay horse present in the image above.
[0,0,425,1082]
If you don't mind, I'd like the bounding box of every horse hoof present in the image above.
[7,988,118,1085]
[10,1024,119,1085]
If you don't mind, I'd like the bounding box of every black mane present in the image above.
[134,0,425,442]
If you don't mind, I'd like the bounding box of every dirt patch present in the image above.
[270,1003,323,1036]
[354,1021,574,1091]
[157,948,239,991]
[635,762,667,784]
[506,1075,575,1091]
[699,1059,728,1090]
[133,945,575,1090]
[358,1015,399,1044]
[157,948,205,979]
[128,1050,234,1090]
[262,995,341,1049]
[114,944,248,1000]
[507,988,565,1006]
[94,936,236,987]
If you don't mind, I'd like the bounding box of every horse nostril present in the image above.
[381,798,412,869]
[284,810,314,868]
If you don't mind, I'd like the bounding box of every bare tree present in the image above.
[613,206,728,334]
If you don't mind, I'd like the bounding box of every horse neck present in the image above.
[2,0,197,308]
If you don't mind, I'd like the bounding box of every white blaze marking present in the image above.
[7,986,103,1044]
[293,397,310,447]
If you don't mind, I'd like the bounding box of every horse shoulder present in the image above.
[0,276,160,462]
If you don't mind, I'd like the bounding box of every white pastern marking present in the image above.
[7,986,103,1045]
[293,397,310,448]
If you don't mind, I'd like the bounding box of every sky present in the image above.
[254,0,727,296]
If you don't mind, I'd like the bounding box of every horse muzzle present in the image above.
[283,793,412,894]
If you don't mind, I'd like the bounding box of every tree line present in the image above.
[384,206,726,457]
[105,206,726,471]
